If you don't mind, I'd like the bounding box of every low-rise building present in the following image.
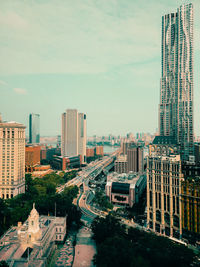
[25,145,41,172]
[0,204,66,267]
[106,172,146,208]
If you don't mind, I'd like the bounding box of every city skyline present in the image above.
[0,0,200,137]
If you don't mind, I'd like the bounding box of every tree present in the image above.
[0,261,9,267]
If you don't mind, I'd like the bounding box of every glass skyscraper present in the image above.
[29,113,40,144]
[159,3,194,160]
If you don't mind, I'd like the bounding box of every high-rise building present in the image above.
[159,4,194,160]
[127,143,143,173]
[0,118,26,199]
[78,113,87,163]
[29,113,40,144]
[61,109,86,164]
[147,155,183,238]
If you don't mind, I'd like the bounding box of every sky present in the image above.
[0,0,200,137]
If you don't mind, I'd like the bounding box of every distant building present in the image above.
[106,172,146,208]
[122,141,130,155]
[29,113,40,144]
[78,113,87,163]
[0,204,66,267]
[114,155,128,174]
[0,119,26,199]
[147,155,183,238]
[61,109,86,164]
[95,146,104,157]
[25,145,41,172]
[51,155,81,171]
[127,143,143,173]
[86,148,95,158]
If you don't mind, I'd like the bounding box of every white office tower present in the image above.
[159,4,194,160]
[0,118,26,199]
[61,109,86,163]
[78,113,87,164]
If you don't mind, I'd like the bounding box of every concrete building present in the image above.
[159,4,194,160]
[61,109,86,164]
[0,204,66,267]
[25,145,41,172]
[0,118,26,199]
[29,113,40,144]
[127,143,144,173]
[106,172,146,208]
[86,148,95,158]
[181,178,200,235]
[95,146,104,157]
[147,155,183,238]
[78,113,87,163]
[114,155,128,174]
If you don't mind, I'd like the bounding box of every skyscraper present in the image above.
[0,117,26,199]
[29,113,40,144]
[159,3,194,160]
[78,113,87,163]
[61,109,86,163]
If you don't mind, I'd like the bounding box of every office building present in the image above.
[29,113,40,144]
[0,204,66,267]
[147,155,183,238]
[114,155,128,174]
[127,143,144,173]
[0,118,26,199]
[159,4,194,160]
[78,113,87,163]
[61,109,86,164]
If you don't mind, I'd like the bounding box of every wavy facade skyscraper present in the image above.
[159,3,194,160]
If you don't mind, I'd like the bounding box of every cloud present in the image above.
[0,80,8,86]
[13,88,27,95]
[0,0,199,75]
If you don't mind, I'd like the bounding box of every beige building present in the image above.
[78,113,87,164]
[0,118,26,199]
[147,155,183,238]
[0,204,66,267]
[62,109,86,164]
[114,155,128,174]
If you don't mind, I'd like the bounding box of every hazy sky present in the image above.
[0,0,200,136]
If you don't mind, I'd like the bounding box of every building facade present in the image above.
[0,120,26,199]
[78,113,87,163]
[114,155,128,174]
[29,113,40,144]
[25,145,41,172]
[127,144,144,173]
[62,109,86,164]
[159,4,194,160]
[0,204,66,267]
[181,178,200,235]
[147,155,183,238]
[106,172,146,208]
